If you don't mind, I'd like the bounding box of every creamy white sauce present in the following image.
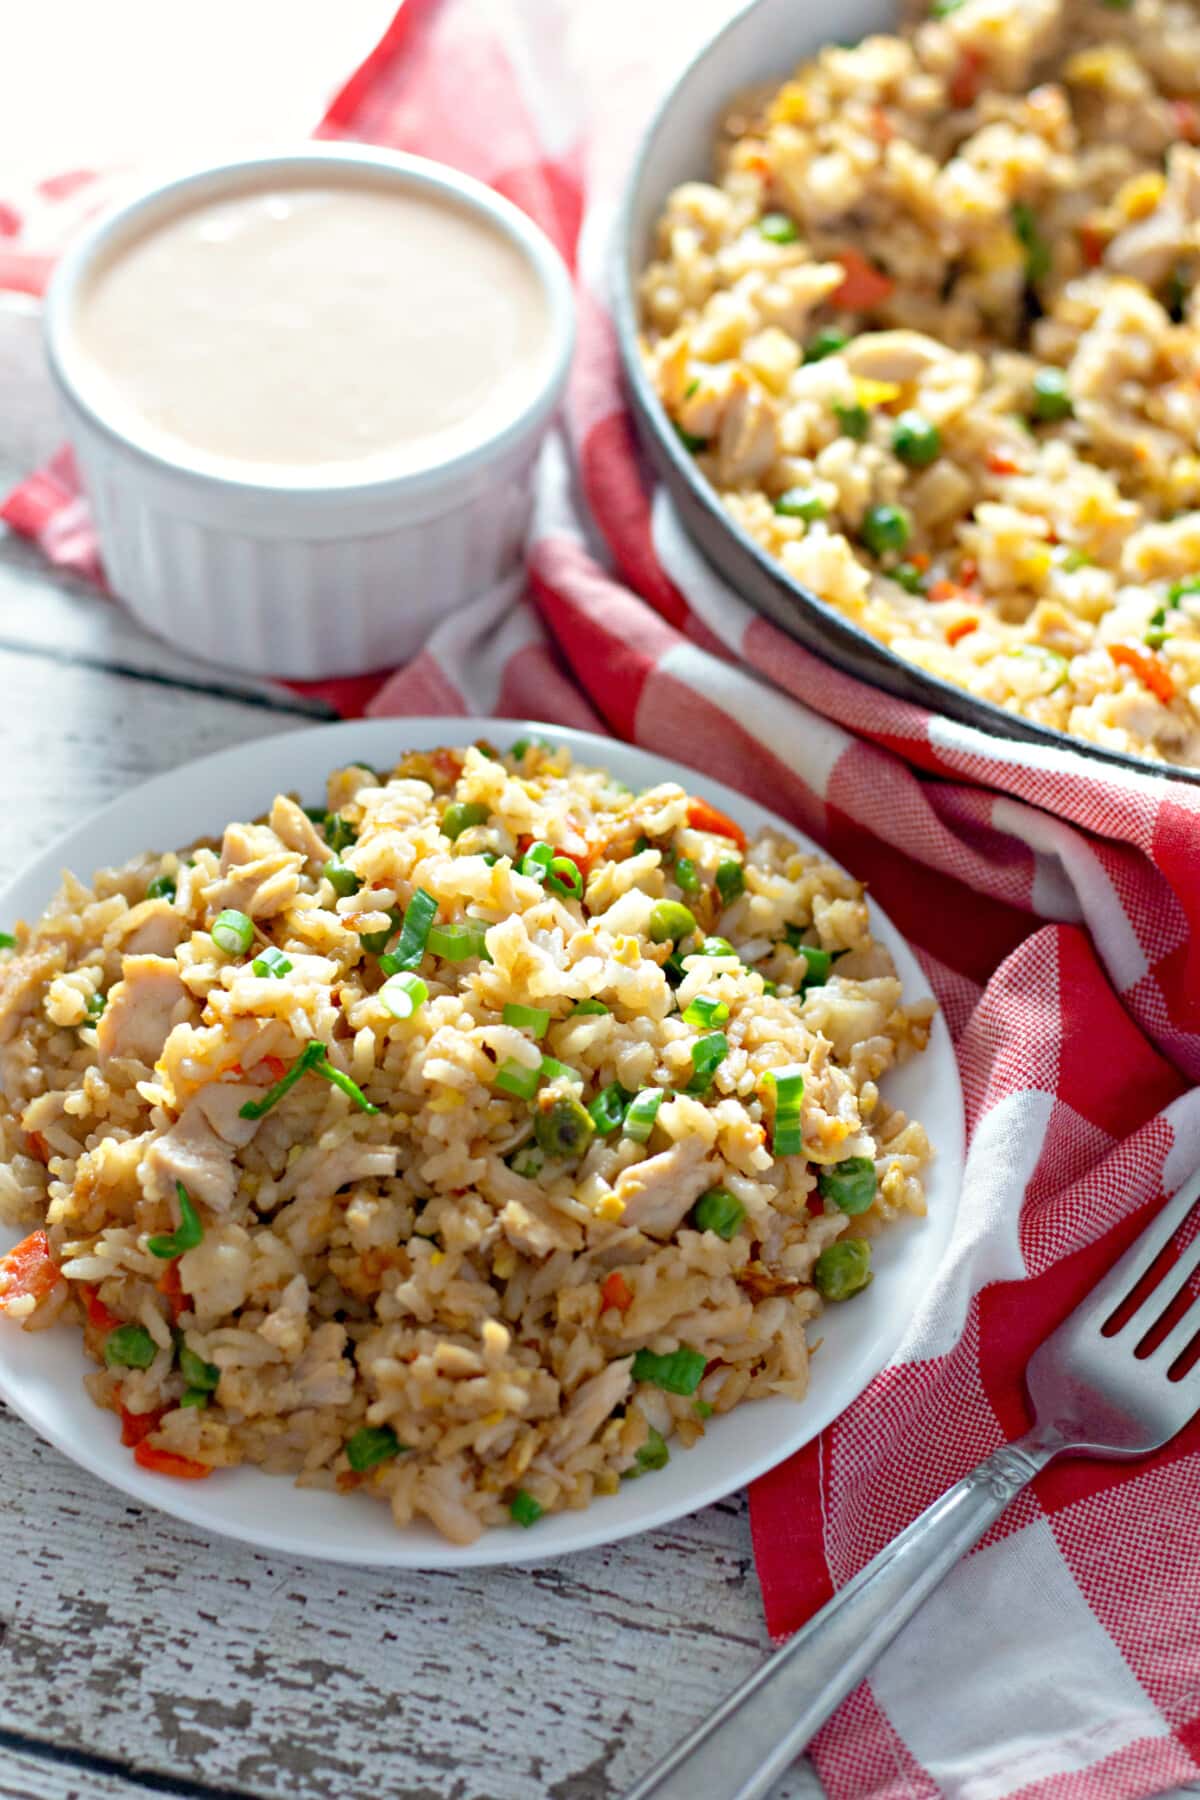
[72,176,552,476]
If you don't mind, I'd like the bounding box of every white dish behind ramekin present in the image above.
[44,148,576,680]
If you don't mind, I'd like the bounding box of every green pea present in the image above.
[346,1425,405,1472]
[774,487,828,521]
[534,1091,596,1161]
[861,504,912,557]
[1031,367,1072,422]
[759,211,798,244]
[649,900,698,944]
[324,858,361,898]
[891,562,928,595]
[698,936,737,958]
[104,1324,158,1369]
[692,1187,746,1240]
[804,327,849,364]
[146,873,176,902]
[891,410,941,468]
[833,401,869,440]
[178,1343,220,1390]
[813,1238,873,1300]
[816,1156,877,1215]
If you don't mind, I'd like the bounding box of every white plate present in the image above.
[0,719,964,1567]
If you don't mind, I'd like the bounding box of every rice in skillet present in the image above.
[639,0,1200,767]
[0,741,932,1542]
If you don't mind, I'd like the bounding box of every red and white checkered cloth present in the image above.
[6,4,1200,1794]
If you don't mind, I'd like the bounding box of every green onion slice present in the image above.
[146,873,177,902]
[546,856,584,900]
[443,801,490,841]
[360,907,402,956]
[571,999,609,1017]
[252,945,293,979]
[715,860,745,906]
[623,1425,670,1478]
[510,1489,544,1527]
[765,1064,805,1156]
[631,1345,707,1395]
[503,1002,551,1038]
[495,1059,540,1101]
[380,889,438,975]
[85,991,107,1022]
[324,815,357,854]
[509,1142,545,1178]
[179,1388,210,1409]
[147,1183,204,1259]
[588,1082,629,1135]
[380,972,428,1020]
[0,931,14,949]
[239,1040,325,1119]
[692,1187,746,1240]
[518,842,555,882]
[313,1058,379,1114]
[623,1088,665,1143]
[346,1425,406,1472]
[211,909,254,955]
[427,921,491,963]
[539,1055,584,1088]
[817,1155,877,1215]
[682,993,730,1029]
[687,1031,729,1094]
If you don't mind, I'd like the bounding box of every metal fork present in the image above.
[622,1163,1200,1800]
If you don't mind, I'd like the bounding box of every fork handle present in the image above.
[621,1429,1064,1800]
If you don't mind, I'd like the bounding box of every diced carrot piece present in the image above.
[0,1229,62,1314]
[832,248,894,312]
[987,449,1022,476]
[79,1282,121,1334]
[928,580,966,604]
[601,1271,634,1315]
[686,797,748,850]
[133,1443,213,1480]
[120,1404,166,1448]
[25,1132,49,1164]
[1079,222,1106,268]
[1173,99,1200,144]
[909,552,931,572]
[959,559,979,586]
[157,1258,188,1322]
[1109,642,1175,703]
[868,106,893,144]
[949,49,984,110]
[430,748,464,787]
[946,618,980,646]
[262,1055,287,1083]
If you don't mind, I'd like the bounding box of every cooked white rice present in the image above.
[0,739,932,1542]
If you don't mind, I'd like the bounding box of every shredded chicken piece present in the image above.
[119,898,188,958]
[0,946,63,1044]
[142,1100,238,1213]
[613,1136,716,1237]
[269,794,331,867]
[96,955,192,1068]
[549,1357,635,1460]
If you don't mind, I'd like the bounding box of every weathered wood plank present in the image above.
[0,1409,820,1800]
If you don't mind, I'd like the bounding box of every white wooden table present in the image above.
[0,294,826,1800]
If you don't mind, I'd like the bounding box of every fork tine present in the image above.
[1145,1293,1200,1371]
[1114,1230,1200,1348]
[1080,1164,1200,1327]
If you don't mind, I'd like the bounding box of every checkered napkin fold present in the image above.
[5,3,1200,1793]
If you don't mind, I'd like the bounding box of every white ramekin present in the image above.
[43,147,575,680]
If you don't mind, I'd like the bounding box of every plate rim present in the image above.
[609,0,1198,790]
[0,716,965,1567]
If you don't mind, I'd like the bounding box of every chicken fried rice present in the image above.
[640,0,1200,767]
[0,741,932,1542]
